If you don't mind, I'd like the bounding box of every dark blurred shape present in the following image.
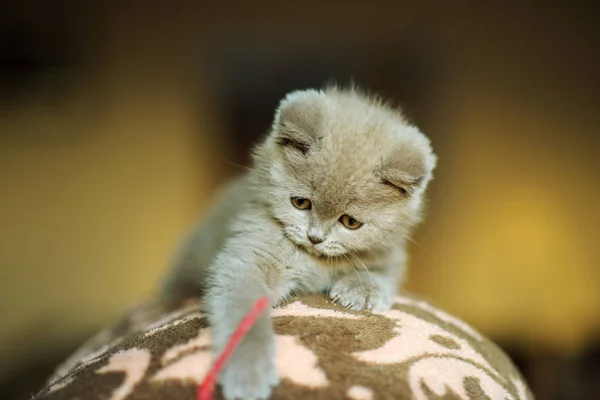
[503,341,600,400]
[0,23,72,102]
[0,349,71,400]
[209,38,437,170]
[0,1,96,112]
[557,343,600,400]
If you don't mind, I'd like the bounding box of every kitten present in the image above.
[160,86,437,400]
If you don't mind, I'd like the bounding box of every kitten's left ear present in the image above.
[272,89,326,154]
[377,128,437,195]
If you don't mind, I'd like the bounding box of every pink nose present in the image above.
[308,235,324,245]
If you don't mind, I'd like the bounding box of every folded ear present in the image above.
[272,89,326,154]
[376,129,437,195]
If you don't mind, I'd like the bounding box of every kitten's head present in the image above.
[252,86,437,258]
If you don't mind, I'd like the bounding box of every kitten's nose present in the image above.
[308,235,324,245]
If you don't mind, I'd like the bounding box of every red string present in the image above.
[197,296,271,400]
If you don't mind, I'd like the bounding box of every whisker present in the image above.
[371,249,383,266]
[403,235,427,251]
[350,251,380,300]
[343,253,363,287]
[349,250,374,287]
[216,152,253,172]
[326,268,333,295]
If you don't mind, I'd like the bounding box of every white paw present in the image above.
[218,336,279,400]
[329,275,394,313]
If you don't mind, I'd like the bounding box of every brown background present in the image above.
[1,1,599,399]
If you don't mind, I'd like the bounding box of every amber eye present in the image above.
[291,197,312,210]
[340,215,362,229]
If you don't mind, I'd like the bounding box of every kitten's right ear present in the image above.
[272,89,326,154]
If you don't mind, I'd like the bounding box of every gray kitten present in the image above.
[160,86,437,400]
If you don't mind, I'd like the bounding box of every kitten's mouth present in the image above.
[299,243,346,260]
[281,226,345,259]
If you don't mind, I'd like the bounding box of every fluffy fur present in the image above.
[160,86,437,400]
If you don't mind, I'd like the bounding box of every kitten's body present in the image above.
[160,86,436,400]
[163,172,404,308]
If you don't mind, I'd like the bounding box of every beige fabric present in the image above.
[38,294,533,400]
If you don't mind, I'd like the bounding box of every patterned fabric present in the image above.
[36,294,533,400]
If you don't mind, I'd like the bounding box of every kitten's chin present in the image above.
[300,243,346,259]
[302,245,325,257]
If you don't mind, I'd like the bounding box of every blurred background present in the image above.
[1,1,599,399]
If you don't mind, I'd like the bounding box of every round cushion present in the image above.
[36,293,533,400]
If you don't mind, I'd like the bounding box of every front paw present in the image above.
[217,335,279,400]
[329,274,394,312]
